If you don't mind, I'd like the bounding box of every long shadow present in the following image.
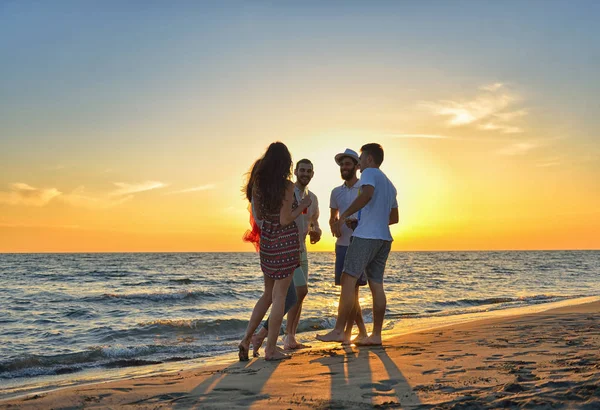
[126,358,282,409]
[309,344,418,408]
[371,346,422,407]
[179,358,282,409]
[310,345,369,408]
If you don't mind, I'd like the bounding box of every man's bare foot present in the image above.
[283,334,310,350]
[351,334,369,345]
[354,335,382,346]
[251,332,266,357]
[316,330,345,342]
[265,349,291,361]
[238,340,250,361]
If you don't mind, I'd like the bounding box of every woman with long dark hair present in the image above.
[239,142,311,361]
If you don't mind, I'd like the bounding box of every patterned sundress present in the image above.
[258,198,300,280]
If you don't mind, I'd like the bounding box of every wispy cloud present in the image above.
[535,157,562,167]
[386,133,451,139]
[497,142,537,156]
[420,83,527,134]
[61,186,134,210]
[0,183,62,206]
[110,181,167,197]
[63,181,168,209]
[479,82,504,92]
[166,184,216,195]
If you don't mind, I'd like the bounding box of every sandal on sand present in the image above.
[238,344,249,361]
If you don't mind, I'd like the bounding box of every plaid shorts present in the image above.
[342,237,392,284]
[335,244,367,286]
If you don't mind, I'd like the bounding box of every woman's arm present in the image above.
[280,182,310,226]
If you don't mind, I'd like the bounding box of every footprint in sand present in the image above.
[212,387,257,396]
[359,382,393,391]
[318,371,339,376]
[445,369,467,375]
[128,392,189,405]
[361,391,398,399]
[22,394,45,401]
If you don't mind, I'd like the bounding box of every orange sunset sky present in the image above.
[1,2,599,252]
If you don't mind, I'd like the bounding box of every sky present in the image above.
[1,1,599,252]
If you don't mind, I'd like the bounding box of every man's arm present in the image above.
[340,185,374,220]
[329,208,339,225]
[329,208,341,238]
[310,194,321,234]
[389,207,399,225]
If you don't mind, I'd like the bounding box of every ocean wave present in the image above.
[87,269,139,277]
[435,297,516,307]
[169,278,194,285]
[433,294,567,308]
[85,289,239,303]
[0,344,210,380]
[135,318,248,336]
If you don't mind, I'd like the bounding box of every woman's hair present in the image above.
[244,142,292,214]
[244,159,261,202]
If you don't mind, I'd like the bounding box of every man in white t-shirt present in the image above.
[317,143,398,346]
[329,148,368,344]
[285,158,321,349]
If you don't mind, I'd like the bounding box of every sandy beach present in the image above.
[2,300,599,409]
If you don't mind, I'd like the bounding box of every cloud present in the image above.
[63,181,168,209]
[110,181,167,197]
[0,183,62,206]
[386,133,451,139]
[479,82,504,92]
[497,142,537,156]
[166,184,216,195]
[0,180,168,209]
[420,83,527,134]
[536,157,562,167]
[479,123,523,134]
[60,186,134,210]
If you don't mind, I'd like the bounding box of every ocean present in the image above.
[1,251,599,398]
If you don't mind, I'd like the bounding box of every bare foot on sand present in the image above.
[316,330,346,342]
[238,340,250,361]
[251,332,266,357]
[283,334,312,350]
[265,347,291,361]
[351,333,369,345]
[354,335,382,346]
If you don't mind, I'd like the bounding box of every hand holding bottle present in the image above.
[300,195,312,214]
